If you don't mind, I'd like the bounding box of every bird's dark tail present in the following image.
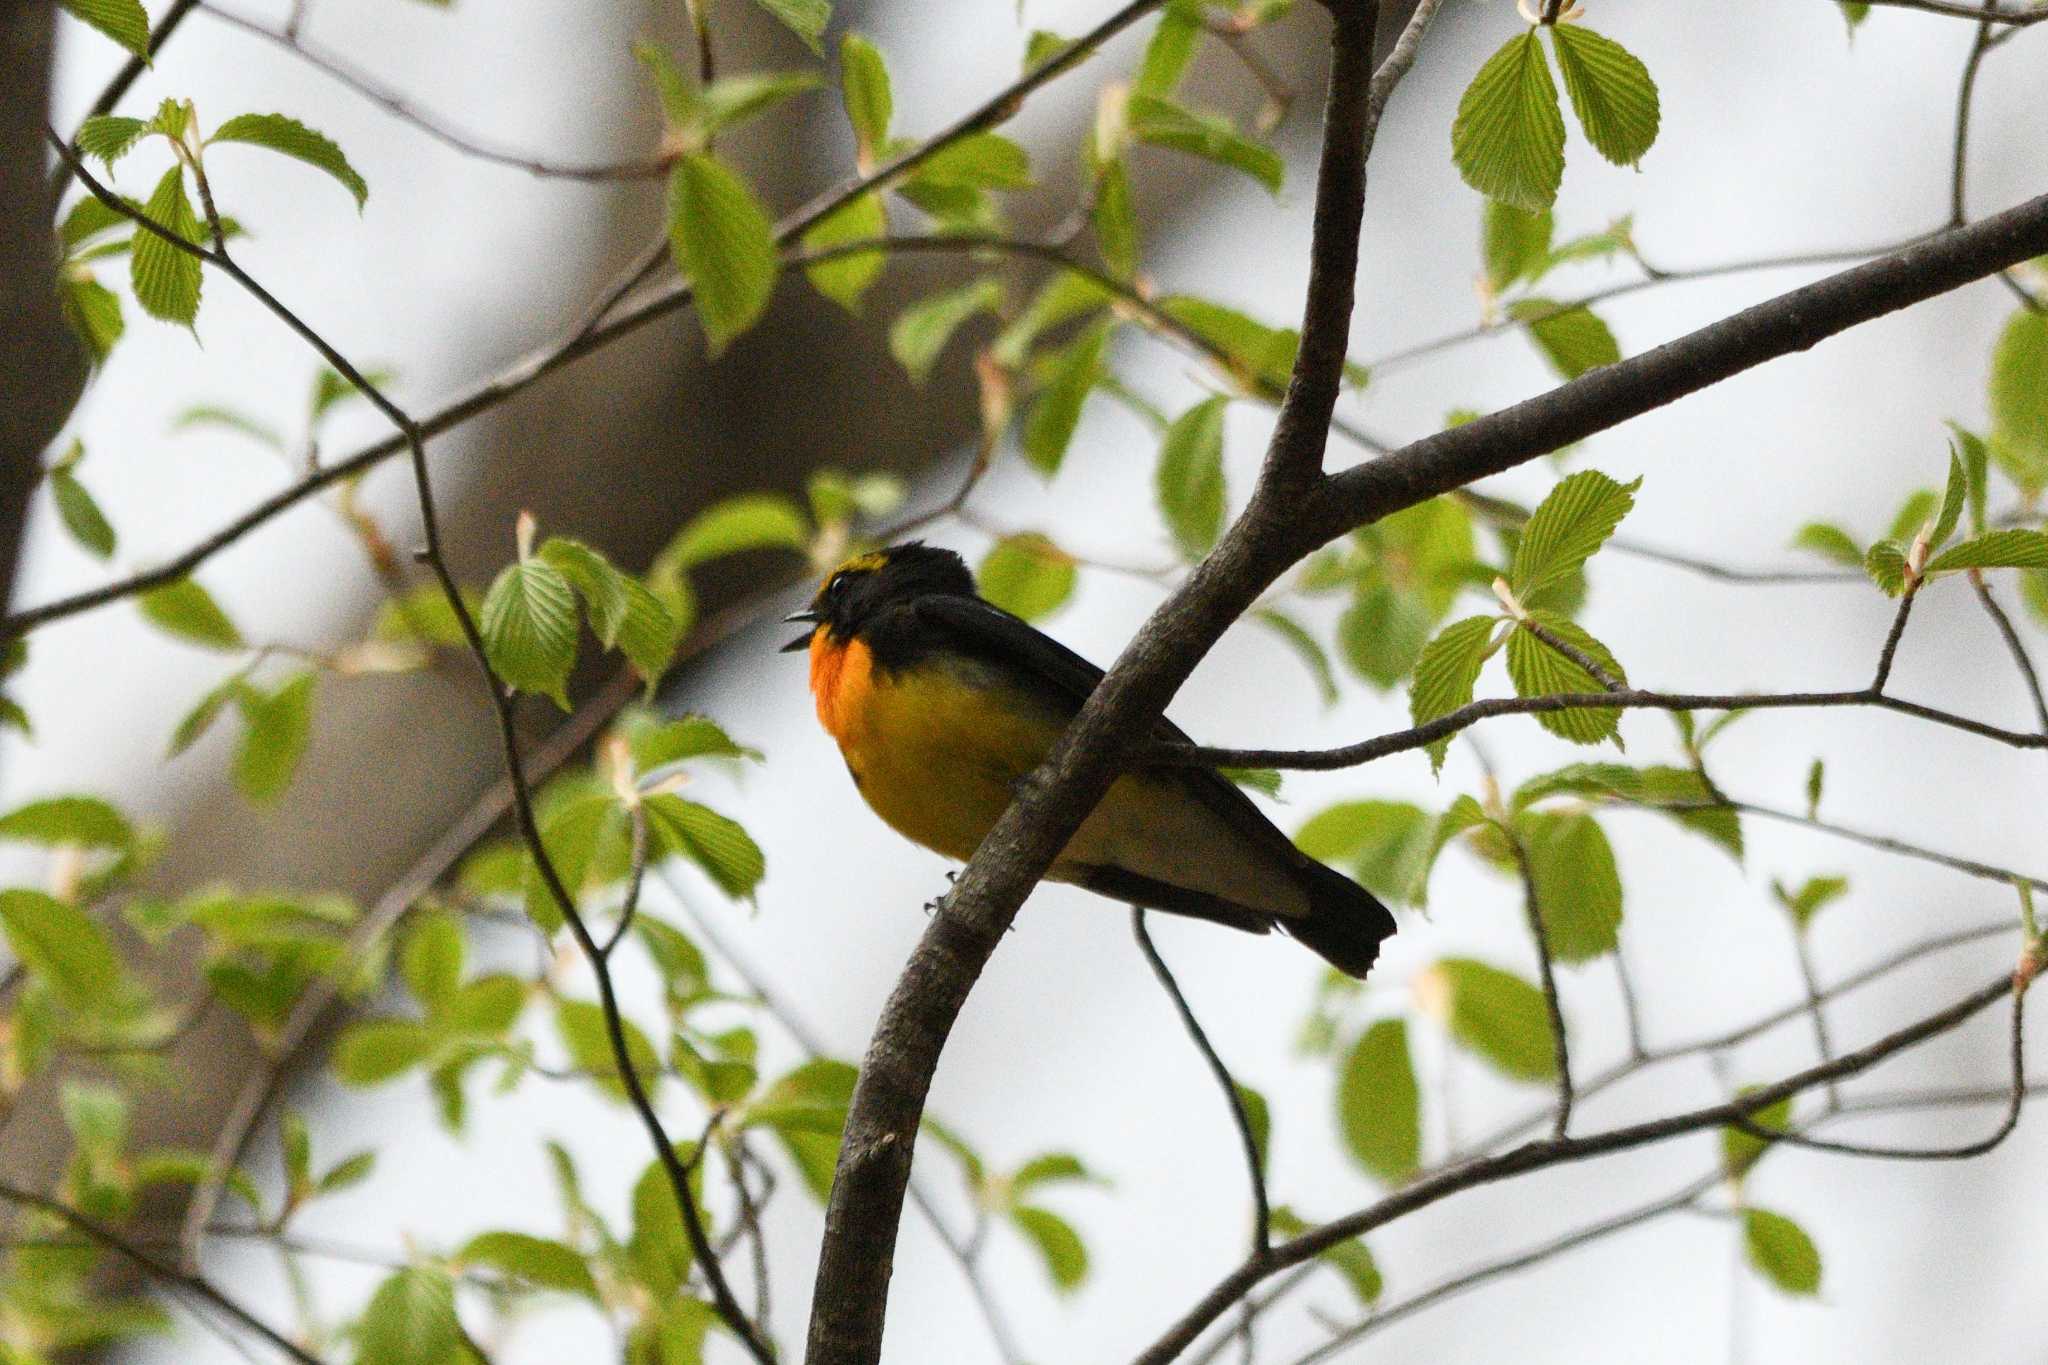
[1283,859,1398,979]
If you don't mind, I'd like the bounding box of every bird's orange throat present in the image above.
[808,631,875,745]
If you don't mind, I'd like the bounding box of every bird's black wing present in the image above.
[907,593,1316,874]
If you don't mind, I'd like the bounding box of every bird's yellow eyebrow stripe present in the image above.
[821,551,889,589]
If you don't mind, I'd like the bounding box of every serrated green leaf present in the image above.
[1022,318,1110,475]
[1790,522,1863,567]
[1512,298,1620,379]
[556,997,661,1103]
[458,1231,598,1301]
[1128,92,1283,193]
[1548,25,1659,169]
[1252,608,1337,706]
[1864,539,1908,595]
[139,578,243,650]
[209,113,368,209]
[356,1267,460,1365]
[1514,762,1741,861]
[1505,613,1627,745]
[1336,1018,1420,1181]
[1931,445,1968,550]
[618,710,759,773]
[801,190,887,312]
[1410,614,1498,772]
[1510,469,1640,602]
[59,0,151,59]
[753,0,830,54]
[978,534,1077,622]
[1431,957,1556,1082]
[1949,424,1991,534]
[61,194,133,252]
[480,560,579,707]
[839,32,891,163]
[1452,32,1566,213]
[1483,199,1554,291]
[130,166,204,328]
[74,115,150,169]
[1925,529,2048,575]
[667,153,778,354]
[233,670,316,804]
[1518,809,1622,961]
[0,889,124,1010]
[646,796,766,899]
[1989,308,2048,494]
[890,277,1003,385]
[1157,396,1227,561]
[1011,1205,1088,1292]
[60,272,125,364]
[1744,1208,1822,1296]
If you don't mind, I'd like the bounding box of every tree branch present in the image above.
[1508,838,1573,1136]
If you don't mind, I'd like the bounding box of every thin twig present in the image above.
[1132,909,1272,1255]
[1969,571,2048,732]
[1508,839,1573,1137]
[1789,927,1843,1109]
[1870,586,1920,692]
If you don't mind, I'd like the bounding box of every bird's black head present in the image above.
[780,541,975,652]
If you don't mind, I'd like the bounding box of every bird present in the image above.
[782,542,1396,978]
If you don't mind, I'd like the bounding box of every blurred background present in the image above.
[13,0,2048,1360]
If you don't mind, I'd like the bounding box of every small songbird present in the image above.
[782,542,1396,977]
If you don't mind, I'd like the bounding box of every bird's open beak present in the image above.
[780,609,821,653]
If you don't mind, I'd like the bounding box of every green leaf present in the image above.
[49,464,116,560]
[400,910,465,1010]
[915,133,1033,190]
[1510,469,1640,603]
[1805,756,1825,817]
[1515,762,1741,861]
[750,1059,856,1199]
[332,1019,438,1084]
[130,166,203,328]
[890,277,1003,385]
[524,794,615,935]
[1410,615,1499,772]
[316,1149,376,1194]
[1924,529,2048,576]
[801,191,887,312]
[1337,1018,1420,1182]
[992,271,1113,368]
[1296,800,1434,905]
[75,115,150,169]
[1886,487,1939,545]
[356,1267,461,1365]
[1252,609,1338,706]
[618,711,760,772]
[977,533,1076,622]
[61,273,126,364]
[1722,1093,1793,1180]
[1505,613,1627,745]
[1511,299,1620,379]
[556,998,661,1103]
[0,795,132,849]
[1771,875,1848,932]
[233,670,316,804]
[693,72,821,136]
[209,114,368,209]
[1864,539,1908,596]
[1127,93,1283,193]
[1931,445,1968,550]
[458,1231,598,1301]
[1989,308,2048,494]
[1013,1152,1101,1194]
[480,560,579,707]
[1223,767,1282,797]
[1483,200,1554,291]
[139,578,243,650]
[60,192,133,252]
[1155,295,1304,392]
[0,889,123,1010]
[1011,1205,1088,1293]
[839,33,892,161]
[753,0,830,54]
[1744,1208,1822,1296]
[1022,318,1110,476]
[666,153,778,354]
[807,468,904,525]
[1157,396,1228,561]
[1518,809,1622,961]
[1547,25,1660,168]
[59,0,151,58]
[1093,157,1140,281]
[1430,957,1556,1082]
[659,493,809,568]
[1136,0,1201,98]
[1790,521,1862,568]
[1338,584,1431,690]
[646,796,767,899]
[1452,32,1566,213]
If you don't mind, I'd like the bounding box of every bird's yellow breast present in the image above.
[809,632,1061,864]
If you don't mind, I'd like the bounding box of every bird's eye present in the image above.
[827,573,849,598]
